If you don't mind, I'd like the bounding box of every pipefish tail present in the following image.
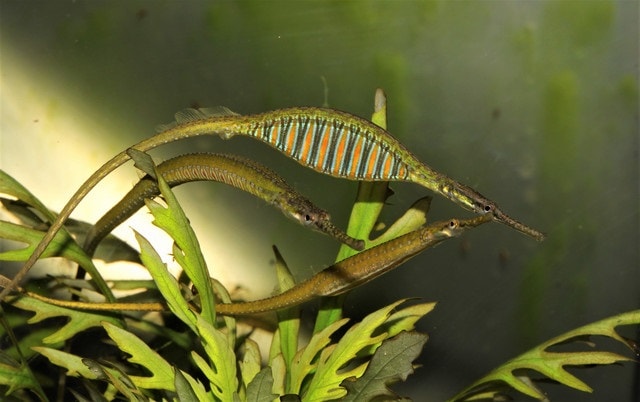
[8,214,491,315]
[83,152,363,257]
[4,106,543,301]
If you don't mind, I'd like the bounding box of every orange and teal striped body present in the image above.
[217,108,542,241]
[237,108,412,181]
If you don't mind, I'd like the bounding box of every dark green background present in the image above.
[1,1,638,400]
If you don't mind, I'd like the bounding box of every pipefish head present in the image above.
[440,182,545,241]
[284,200,365,251]
[423,214,493,242]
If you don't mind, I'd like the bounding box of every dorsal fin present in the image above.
[156,106,240,132]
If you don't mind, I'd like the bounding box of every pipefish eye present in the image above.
[476,201,494,214]
[448,220,459,229]
[299,213,314,225]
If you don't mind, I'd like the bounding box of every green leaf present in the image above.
[178,369,213,401]
[135,230,197,331]
[174,367,200,402]
[269,353,287,397]
[302,300,434,400]
[7,294,122,344]
[451,309,640,401]
[288,318,350,394]
[369,197,431,246]
[194,315,239,400]
[36,346,145,400]
[0,356,44,399]
[33,347,102,380]
[272,245,300,390]
[144,167,217,325]
[239,338,262,391]
[1,196,140,265]
[0,172,114,300]
[304,300,406,400]
[246,368,277,402]
[89,359,147,401]
[102,321,175,392]
[342,331,428,401]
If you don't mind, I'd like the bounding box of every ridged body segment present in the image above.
[234,108,414,182]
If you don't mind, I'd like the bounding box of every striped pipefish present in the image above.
[83,152,364,257]
[159,107,543,241]
[3,106,543,301]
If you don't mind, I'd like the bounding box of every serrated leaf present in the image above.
[0,171,113,300]
[194,315,239,400]
[33,347,102,379]
[342,331,428,401]
[178,370,213,401]
[145,169,216,325]
[0,358,44,398]
[246,367,277,402]
[135,230,197,331]
[358,301,436,361]
[451,309,640,401]
[96,360,147,401]
[304,300,409,400]
[288,318,349,394]
[7,295,122,344]
[0,221,114,299]
[102,321,175,391]
[381,302,437,339]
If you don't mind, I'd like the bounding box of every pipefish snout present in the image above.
[439,181,545,241]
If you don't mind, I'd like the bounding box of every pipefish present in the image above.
[3,106,543,301]
[83,152,363,257]
[11,215,491,316]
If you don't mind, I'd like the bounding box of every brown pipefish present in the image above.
[11,214,491,316]
[3,106,543,301]
[83,152,363,257]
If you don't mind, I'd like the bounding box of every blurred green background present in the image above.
[1,1,638,400]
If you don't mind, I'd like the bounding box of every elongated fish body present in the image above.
[179,107,543,241]
[18,215,490,315]
[4,106,542,302]
[215,214,491,315]
[83,153,364,256]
